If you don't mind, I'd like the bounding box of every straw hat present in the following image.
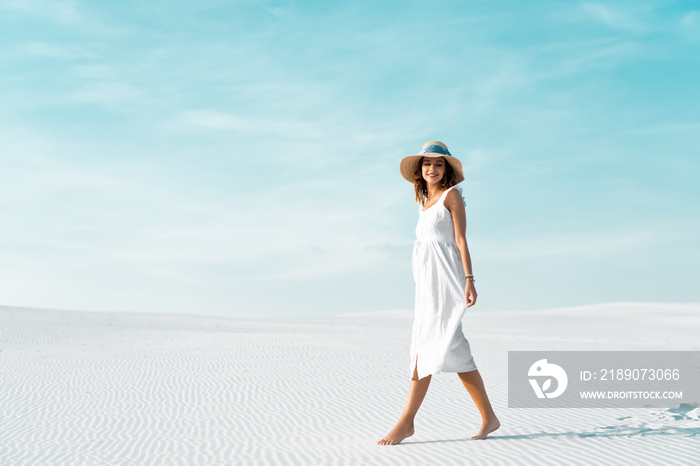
[399,141,464,184]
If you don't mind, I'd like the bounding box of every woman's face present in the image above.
[421,156,446,185]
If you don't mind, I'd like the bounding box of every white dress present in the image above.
[410,184,477,380]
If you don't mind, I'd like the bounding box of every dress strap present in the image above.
[438,186,456,206]
[418,185,464,212]
[439,185,465,207]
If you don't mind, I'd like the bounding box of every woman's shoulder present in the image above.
[440,184,462,198]
[443,185,465,208]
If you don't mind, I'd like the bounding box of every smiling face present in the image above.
[421,156,446,185]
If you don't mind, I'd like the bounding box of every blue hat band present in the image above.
[419,144,452,156]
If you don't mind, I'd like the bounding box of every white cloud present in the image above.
[680,11,700,42]
[180,110,259,131]
[580,2,646,31]
[179,110,324,138]
[71,65,119,79]
[462,149,491,172]
[535,40,643,84]
[482,231,654,262]
[0,0,124,36]
[627,122,700,134]
[0,124,405,304]
[15,42,79,58]
[1,0,82,23]
[681,11,697,27]
[263,6,285,17]
[69,82,141,105]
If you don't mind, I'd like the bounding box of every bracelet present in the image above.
[465,274,475,282]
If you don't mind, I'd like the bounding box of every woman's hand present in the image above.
[466,280,477,308]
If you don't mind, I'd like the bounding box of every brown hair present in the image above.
[411,156,458,206]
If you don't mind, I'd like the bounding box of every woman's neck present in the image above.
[426,185,445,199]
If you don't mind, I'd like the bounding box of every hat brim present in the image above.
[400,152,465,184]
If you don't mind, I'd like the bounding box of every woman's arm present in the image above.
[444,189,478,307]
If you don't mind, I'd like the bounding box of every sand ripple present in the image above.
[1,304,699,465]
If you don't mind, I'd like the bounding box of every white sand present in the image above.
[1,302,699,465]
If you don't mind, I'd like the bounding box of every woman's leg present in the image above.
[457,369,500,439]
[377,366,432,445]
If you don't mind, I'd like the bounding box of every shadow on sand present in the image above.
[403,424,699,445]
[402,404,700,444]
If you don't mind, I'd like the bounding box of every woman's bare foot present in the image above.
[377,421,415,445]
[471,416,500,440]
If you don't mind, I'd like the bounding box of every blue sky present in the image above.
[1,0,698,318]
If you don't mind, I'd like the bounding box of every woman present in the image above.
[377,141,500,446]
